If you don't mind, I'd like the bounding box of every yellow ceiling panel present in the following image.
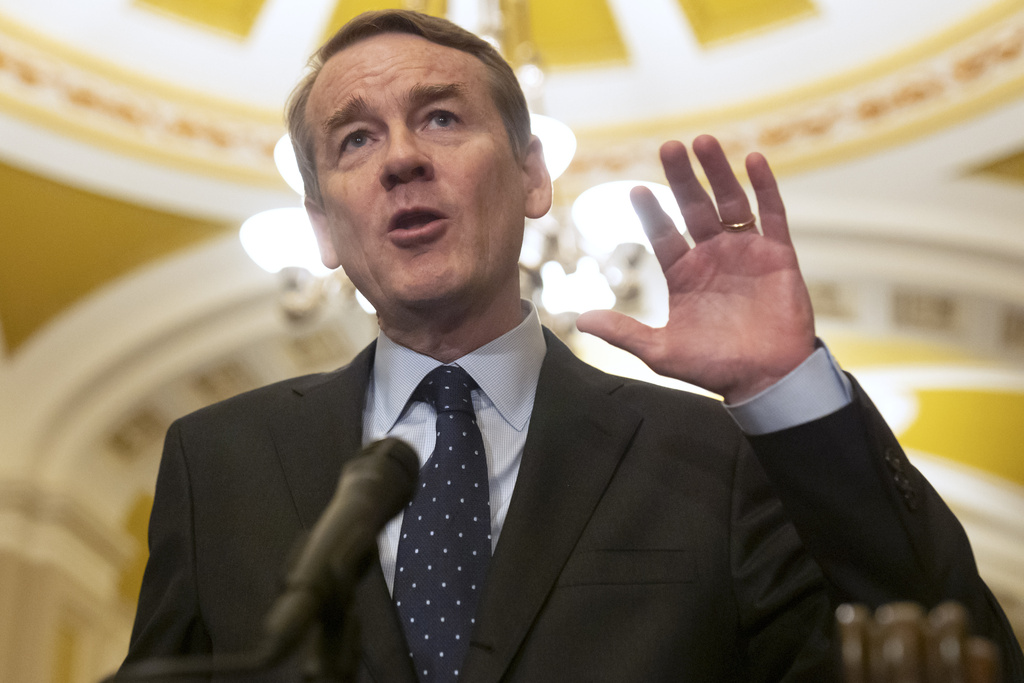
[972,147,1024,186]
[527,0,627,69]
[321,0,448,44]
[676,0,817,46]
[0,161,232,354]
[133,0,268,38]
[900,389,1024,486]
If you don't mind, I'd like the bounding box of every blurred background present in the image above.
[1,0,1023,680]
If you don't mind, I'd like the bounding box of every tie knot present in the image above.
[416,365,477,415]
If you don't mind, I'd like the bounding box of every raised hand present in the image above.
[576,135,816,404]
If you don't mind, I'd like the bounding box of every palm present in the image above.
[576,136,815,403]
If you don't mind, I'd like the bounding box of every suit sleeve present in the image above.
[746,375,1024,681]
[122,419,212,666]
[727,436,837,682]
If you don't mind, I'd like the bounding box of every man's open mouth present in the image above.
[390,210,445,232]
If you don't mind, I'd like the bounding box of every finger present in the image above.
[691,135,755,227]
[746,152,790,244]
[660,140,722,243]
[576,309,658,363]
[630,186,690,272]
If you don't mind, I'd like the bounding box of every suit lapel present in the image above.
[463,331,643,682]
[269,341,416,683]
[271,342,374,530]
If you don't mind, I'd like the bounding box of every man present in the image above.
[123,9,1023,682]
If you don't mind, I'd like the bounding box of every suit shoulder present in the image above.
[564,348,720,407]
[543,330,727,414]
[558,347,736,431]
[171,351,368,430]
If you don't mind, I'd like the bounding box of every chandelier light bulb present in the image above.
[274,134,305,195]
[239,207,330,276]
[540,257,616,314]
[530,113,576,181]
[571,181,689,256]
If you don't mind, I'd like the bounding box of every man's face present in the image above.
[304,33,551,326]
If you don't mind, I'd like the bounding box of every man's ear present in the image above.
[522,135,553,219]
[304,195,341,269]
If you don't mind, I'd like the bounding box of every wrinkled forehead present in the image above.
[306,33,491,127]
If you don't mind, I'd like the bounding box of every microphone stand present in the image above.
[299,587,362,683]
[293,550,373,683]
[100,438,417,683]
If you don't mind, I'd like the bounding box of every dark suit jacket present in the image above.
[124,330,1023,682]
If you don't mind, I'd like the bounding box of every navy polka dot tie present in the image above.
[393,365,491,682]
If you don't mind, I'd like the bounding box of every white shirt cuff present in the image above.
[725,342,853,435]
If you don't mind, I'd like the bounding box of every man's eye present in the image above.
[342,131,369,151]
[429,111,456,128]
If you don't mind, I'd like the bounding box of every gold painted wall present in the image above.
[0,161,232,353]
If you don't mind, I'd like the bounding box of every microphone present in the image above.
[259,437,419,664]
[103,438,418,682]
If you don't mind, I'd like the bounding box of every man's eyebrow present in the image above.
[321,96,372,138]
[408,82,466,111]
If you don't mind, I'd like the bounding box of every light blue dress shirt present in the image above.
[365,301,852,592]
[365,302,546,592]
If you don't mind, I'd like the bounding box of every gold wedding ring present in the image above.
[721,216,757,232]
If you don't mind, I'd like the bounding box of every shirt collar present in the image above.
[370,300,546,434]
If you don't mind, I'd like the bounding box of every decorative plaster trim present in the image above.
[0,14,283,185]
[566,7,1024,188]
[1,5,1023,187]
[0,480,132,598]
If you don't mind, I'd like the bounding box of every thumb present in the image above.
[576,310,657,361]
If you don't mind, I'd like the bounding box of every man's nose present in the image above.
[379,129,434,190]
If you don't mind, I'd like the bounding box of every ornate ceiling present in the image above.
[1,0,1023,350]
